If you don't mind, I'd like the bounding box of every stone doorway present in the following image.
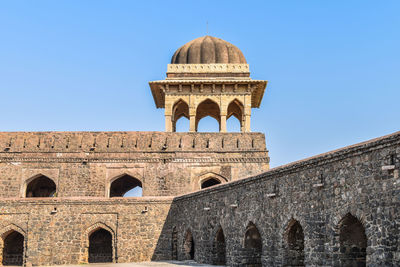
[183,230,195,260]
[88,228,113,263]
[243,222,262,267]
[2,230,24,266]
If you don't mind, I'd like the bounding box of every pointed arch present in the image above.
[109,174,142,197]
[25,174,56,198]
[172,99,189,132]
[0,225,26,266]
[227,99,244,132]
[212,226,226,265]
[183,229,195,260]
[196,99,220,132]
[83,222,116,264]
[283,219,304,266]
[338,213,367,266]
[197,172,228,190]
[243,222,262,266]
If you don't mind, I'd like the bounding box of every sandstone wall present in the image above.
[0,132,269,198]
[162,131,400,266]
[0,198,173,265]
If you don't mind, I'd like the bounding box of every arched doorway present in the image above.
[2,230,24,266]
[284,219,304,266]
[88,228,113,263]
[171,227,178,260]
[109,174,142,197]
[196,99,220,132]
[183,230,195,260]
[339,213,367,266]
[212,227,226,265]
[201,178,221,189]
[243,222,262,266]
[25,175,56,197]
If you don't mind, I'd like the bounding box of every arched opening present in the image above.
[212,227,226,265]
[227,99,243,132]
[284,219,304,266]
[183,230,195,260]
[196,99,220,132]
[201,178,221,189]
[25,175,56,197]
[2,231,24,266]
[243,222,262,266]
[175,117,189,132]
[109,174,142,197]
[196,116,220,132]
[172,99,189,132]
[339,213,367,267]
[88,228,113,263]
[171,227,178,260]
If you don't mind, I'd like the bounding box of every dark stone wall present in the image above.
[163,131,400,266]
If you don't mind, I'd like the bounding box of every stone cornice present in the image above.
[0,156,269,164]
[149,79,267,108]
[167,64,250,74]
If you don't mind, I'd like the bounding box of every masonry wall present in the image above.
[0,132,269,198]
[161,132,400,266]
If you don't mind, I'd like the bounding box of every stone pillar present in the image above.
[165,115,172,132]
[189,115,196,132]
[220,115,227,132]
[244,95,252,132]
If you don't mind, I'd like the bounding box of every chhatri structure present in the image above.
[0,36,399,267]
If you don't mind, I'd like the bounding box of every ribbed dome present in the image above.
[171,36,247,64]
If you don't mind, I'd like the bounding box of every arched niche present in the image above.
[338,213,367,266]
[201,178,221,189]
[284,219,305,266]
[196,99,220,132]
[183,229,195,260]
[172,99,189,132]
[212,226,226,265]
[243,222,262,266]
[197,172,227,190]
[25,175,56,198]
[227,99,244,132]
[109,174,142,197]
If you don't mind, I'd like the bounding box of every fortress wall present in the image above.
[0,132,269,197]
[164,131,400,266]
[0,198,173,266]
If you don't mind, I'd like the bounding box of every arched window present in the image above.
[284,219,305,266]
[109,174,142,197]
[88,228,113,263]
[212,227,226,265]
[183,230,195,260]
[25,175,56,197]
[201,178,221,189]
[243,222,262,266]
[172,99,189,132]
[2,230,24,266]
[227,99,243,132]
[339,213,367,266]
[171,227,178,260]
[196,99,220,132]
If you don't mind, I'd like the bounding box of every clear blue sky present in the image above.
[1,1,399,167]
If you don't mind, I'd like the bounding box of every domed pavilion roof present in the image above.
[171,36,247,64]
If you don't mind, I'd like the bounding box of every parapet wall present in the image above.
[0,132,269,197]
[162,131,400,266]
